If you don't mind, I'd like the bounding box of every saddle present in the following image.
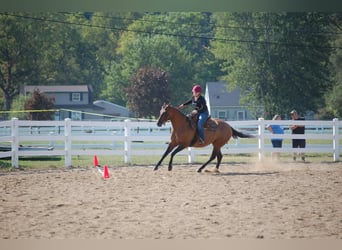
[186,113,218,131]
[186,113,218,146]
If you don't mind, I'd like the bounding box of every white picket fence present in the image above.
[0,117,340,168]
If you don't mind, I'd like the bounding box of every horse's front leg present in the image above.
[168,145,186,171]
[154,143,175,171]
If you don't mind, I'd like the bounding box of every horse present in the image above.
[153,103,255,173]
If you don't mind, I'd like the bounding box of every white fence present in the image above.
[0,117,341,168]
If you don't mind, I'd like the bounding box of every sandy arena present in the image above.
[1,160,342,239]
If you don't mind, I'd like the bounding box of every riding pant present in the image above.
[197,111,209,141]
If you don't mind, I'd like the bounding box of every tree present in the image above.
[0,13,105,111]
[106,12,222,107]
[0,12,121,112]
[126,67,169,118]
[24,89,55,120]
[211,12,335,117]
[323,13,342,118]
[108,34,196,106]
[35,12,106,95]
[10,94,28,120]
[0,13,42,111]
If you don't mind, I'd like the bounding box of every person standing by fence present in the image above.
[290,110,306,162]
[266,114,284,160]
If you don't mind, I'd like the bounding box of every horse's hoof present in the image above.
[204,169,220,174]
[197,169,202,173]
[153,167,158,171]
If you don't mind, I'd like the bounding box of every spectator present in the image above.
[266,114,284,160]
[290,110,306,161]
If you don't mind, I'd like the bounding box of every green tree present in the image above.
[106,12,222,107]
[10,94,28,119]
[323,13,342,118]
[66,12,136,99]
[126,67,169,118]
[0,12,110,110]
[24,89,55,120]
[36,13,104,91]
[0,13,42,111]
[211,12,335,117]
[109,34,196,106]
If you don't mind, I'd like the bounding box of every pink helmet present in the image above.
[192,84,202,93]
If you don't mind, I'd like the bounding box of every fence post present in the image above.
[332,118,339,162]
[124,119,131,164]
[64,118,72,167]
[11,117,19,168]
[258,117,265,161]
[188,147,194,163]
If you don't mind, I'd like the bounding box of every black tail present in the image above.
[231,127,255,139]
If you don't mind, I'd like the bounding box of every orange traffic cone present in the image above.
[93,155,99,167]
[103,165,110,179]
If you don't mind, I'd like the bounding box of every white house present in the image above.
[205,82,264,120]
[21,85,132,120]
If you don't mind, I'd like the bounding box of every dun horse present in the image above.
[154,104,255,173]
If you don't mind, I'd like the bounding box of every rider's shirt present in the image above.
[182,95,208,114]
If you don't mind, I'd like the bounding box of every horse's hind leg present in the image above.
[154,144,175,171]
[215,150,223,171]
[197,150,217,173]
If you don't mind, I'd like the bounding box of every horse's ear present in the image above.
[161,103,168,111]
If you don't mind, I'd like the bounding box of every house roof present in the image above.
[93,100,131,116]
[22,85,91,94]
[205,82,241,107]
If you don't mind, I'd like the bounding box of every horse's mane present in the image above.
[165,104,186,117]
[165,104,193,128]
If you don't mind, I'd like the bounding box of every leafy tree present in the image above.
[35,13,105,92]
[65,12,135,98]
[109,34,196,106]
[1,12,340,122]
[0,13,42,111]
[323,13,342,118]
[211,12,335,117]
[24,89,55,120]
[10,94,28,119]
[126,67,169,118]
[108,12,222,107]
[0,12,106,110]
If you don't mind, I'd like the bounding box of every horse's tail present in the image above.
[231,127,255,139]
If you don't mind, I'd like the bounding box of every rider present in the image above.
[178,84,209,144]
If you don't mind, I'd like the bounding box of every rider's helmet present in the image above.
[192,84,202,93]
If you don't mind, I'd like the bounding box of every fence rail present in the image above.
[0,117,341,168]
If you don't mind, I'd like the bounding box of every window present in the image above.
[237,110,245,120]
[71,111,82,121]
[218,111,226,120]
[71,93,81,102]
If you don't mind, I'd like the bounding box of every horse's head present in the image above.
[157,103,171,127]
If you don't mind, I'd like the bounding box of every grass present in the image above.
[0,152,340,171]
[1,136,340,170]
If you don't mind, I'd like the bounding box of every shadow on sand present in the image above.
[205,170,279,176]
